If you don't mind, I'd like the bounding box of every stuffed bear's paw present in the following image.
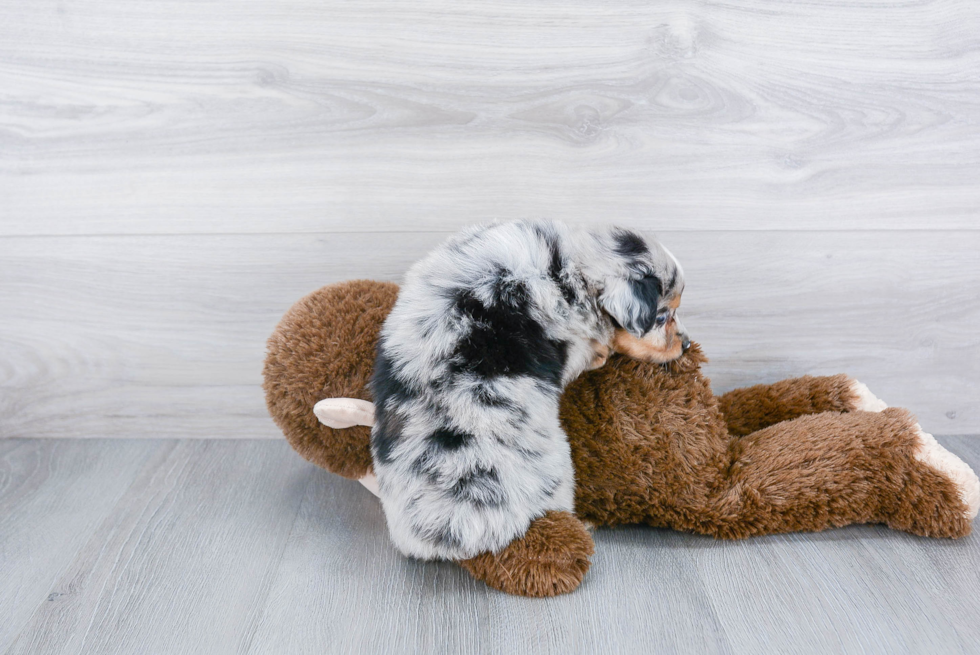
[459,511,594,597]
[913,424,980,520]
[847,379,888,413]
[358,471,380,497]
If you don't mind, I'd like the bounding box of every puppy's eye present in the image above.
[654,313,669,327]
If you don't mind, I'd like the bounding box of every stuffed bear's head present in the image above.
[263,280,399,479]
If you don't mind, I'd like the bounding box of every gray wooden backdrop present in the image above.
[2,0,979,439]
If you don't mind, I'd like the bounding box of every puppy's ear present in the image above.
[601,274,660,338]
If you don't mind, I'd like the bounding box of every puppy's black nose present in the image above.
[681,336,691,352]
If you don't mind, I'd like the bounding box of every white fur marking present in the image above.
[913,424,980,520]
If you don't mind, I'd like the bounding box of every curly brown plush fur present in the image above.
[264,280,977,597]
[263,280,398,479]
[459,511,595,598]
[563,352,971,540]
[717,374,858,437]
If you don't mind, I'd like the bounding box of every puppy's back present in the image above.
[370,221,594,560]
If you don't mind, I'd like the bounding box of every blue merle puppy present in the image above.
[370,220,688,561]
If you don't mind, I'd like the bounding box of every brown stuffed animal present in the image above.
[263,280,980,597]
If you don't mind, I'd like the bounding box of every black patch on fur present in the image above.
[474,383,507,407]
[529,223,576,304]
[532,378,564,398]
[429,426,473,451]
[627,274,661,336]
[544,238,577,305]
[369,342,414,464]
[410,448,441,484]
[613,229,650,260]
[451,466,505,508]
[473,383,523,417]
[413,521,464,551]
[371,425,398,465]
[449,278,569,387]
[414,314,436,339]
[541,476,561,499]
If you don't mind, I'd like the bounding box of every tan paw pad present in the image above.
[849,379,888,413]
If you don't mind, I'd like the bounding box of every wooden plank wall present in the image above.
[2,0,978,438]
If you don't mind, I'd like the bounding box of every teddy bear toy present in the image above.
[263,280,979,597]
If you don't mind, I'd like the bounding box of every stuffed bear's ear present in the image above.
[601,274,660,338]
[313,398,376,429]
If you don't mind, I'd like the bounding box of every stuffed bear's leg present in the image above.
[681,408,978,539]
[458,511,594,597]
[717,374,885,437]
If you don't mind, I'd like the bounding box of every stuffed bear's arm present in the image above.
[718,374,886,437]
[313,398,381,497]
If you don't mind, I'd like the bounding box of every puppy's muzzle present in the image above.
[612,311,690,364]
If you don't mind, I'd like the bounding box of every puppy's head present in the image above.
[591,228,689,364]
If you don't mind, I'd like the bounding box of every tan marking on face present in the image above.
[612,330,685,363]
[612,292,686,364]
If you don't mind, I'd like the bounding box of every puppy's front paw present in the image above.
[586,340,610,371]
[913,424,980,521]
[847,379,888,413]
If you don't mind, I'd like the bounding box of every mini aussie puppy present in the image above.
[370,220,688,561]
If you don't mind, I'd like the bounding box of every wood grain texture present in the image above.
[1,0,979,235]
[2,230,978,437]
[2,437,979,654]
[0,439,163,652]
[4,440,309,655]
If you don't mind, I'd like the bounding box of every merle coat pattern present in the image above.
[370,220,684,560]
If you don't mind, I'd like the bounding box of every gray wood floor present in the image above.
[3,437,980,655]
